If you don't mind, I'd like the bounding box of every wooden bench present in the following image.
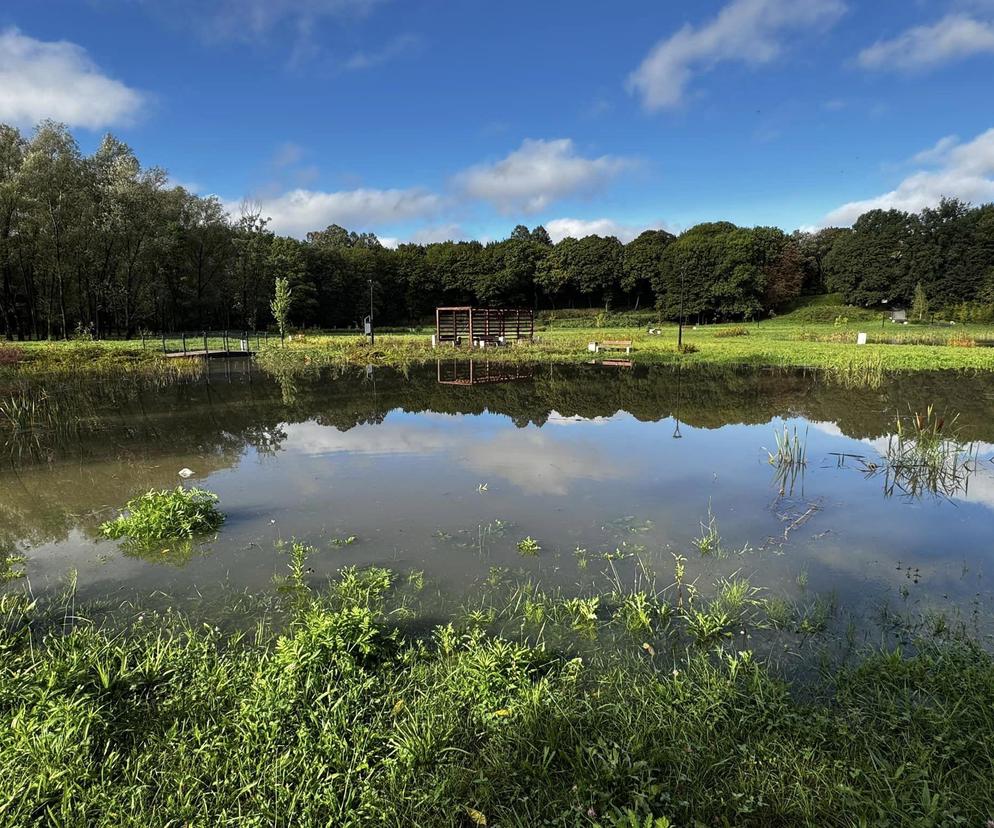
[589,339,633,354]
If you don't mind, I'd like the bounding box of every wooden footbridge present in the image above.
[143,331,269,359]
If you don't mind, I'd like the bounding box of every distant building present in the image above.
[890,309,907,323]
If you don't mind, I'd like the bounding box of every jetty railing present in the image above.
[142,330,269,357]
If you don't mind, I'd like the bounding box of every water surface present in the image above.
[3,361,994,624]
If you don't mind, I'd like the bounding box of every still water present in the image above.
[3,360,994,622]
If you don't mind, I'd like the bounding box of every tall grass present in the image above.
[0,566,993,826]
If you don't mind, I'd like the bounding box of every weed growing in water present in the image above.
[1,550,25,585]
[100,487,224,544]
[517,536,541,556]
[768,421,808,468]
[875,405,979,499]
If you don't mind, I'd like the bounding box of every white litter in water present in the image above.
[178,468,194,478]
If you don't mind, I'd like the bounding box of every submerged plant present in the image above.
[100,487,224,544]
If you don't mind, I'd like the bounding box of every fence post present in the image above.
[203,331,208,354]
[141,332,146,351]
[223,330,228,352]
[162,332,167,354]
[181,332,187,354]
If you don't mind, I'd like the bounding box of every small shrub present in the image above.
[101,487,224,544]
[713,326,748,338]
[678,343,698,354]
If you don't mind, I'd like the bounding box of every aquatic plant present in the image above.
[0,550,25,586]
[100,487,224,544]
[875,405,979,499]
[516,536,541,556]
[768,421,808,468]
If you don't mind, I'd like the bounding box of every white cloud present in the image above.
[408,223,466,244]
[857,14,994,71]
[344,33,424,70]
[0,27,144,128]
[822,127,994,226]
[244,187,444,237]
[628,0,846,110]
[200,0,382,40]
[454,138,634,214]
[545,217,668,243]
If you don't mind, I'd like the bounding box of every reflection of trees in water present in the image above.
[4,362,994,549]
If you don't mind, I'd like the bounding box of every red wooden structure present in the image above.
[435,307,534,347]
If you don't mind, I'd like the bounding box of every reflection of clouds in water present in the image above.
[286,420,454,457]
[807,421,994,512]
[545,410,620,427]
[463,430,622,495]
[283,417,624,495]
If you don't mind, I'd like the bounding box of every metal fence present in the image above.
[142,330,269,356]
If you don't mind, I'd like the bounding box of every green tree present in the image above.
[271,276,292,344]
[911,281,929,321]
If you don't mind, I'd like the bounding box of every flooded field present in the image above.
[3,360,994,628]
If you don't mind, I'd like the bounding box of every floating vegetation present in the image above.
[867,405,979,499]
[100,487,225,545]
[516,536,541,556]
[330,535,358,547]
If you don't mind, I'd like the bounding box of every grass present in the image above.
[1,565,993,826]
[100,487,225,545]
[6,305,994,378]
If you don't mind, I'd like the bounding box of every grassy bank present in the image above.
[5,307,994,377]
[1,561,993,827]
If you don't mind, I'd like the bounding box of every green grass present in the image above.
[6,308,994,376]
[100,487,225,545]
[1,566,993,827]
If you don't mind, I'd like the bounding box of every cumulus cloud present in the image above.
[544,217,668,243]
[454,138,634,214]
[857,14,994,71]
[822,127,994,226]
[244,187,444,237]
[0,27,144,128]
[628,0,846,110]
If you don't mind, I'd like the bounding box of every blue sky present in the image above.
[2,0,994,244]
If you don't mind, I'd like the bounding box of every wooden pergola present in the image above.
[434,307,534,347]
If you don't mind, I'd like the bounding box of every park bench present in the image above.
[588,339,633,354]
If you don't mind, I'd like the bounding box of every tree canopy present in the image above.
[2,121,993,339]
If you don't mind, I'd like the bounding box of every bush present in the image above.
[713,326,749,338]
[101,486,224,544]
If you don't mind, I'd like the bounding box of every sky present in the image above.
[2,0,994,245]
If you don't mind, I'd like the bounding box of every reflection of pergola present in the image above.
[435,307,534,347]
[437,360,534,385]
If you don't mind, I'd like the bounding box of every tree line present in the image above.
[2,121,993,339]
